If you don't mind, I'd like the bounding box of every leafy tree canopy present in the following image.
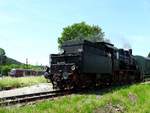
[148,53,150,57]
[0,48,5,56]
[0,48,6,65]
[58,22,105,47]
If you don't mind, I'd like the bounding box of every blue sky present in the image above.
[0,0,150,65]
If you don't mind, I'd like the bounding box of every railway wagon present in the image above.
[134,56,150,80]
[9,69,44,77]
[45,39,141,89]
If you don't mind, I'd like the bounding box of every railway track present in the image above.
[0,83,136,106]
[0,89,74,106]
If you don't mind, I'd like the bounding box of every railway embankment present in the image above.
[0,82,150,113]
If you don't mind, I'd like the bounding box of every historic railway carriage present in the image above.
[9,69,44,77]
[46,39,141,89]
[134,56,150,80]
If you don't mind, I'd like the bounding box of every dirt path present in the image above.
[0,83,53,98]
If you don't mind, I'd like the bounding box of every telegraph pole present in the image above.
[0,54,2,76]
[26,58,28,69]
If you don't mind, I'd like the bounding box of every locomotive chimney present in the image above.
[129,49,132,55]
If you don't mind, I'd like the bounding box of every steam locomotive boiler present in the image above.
[45,40,142,89]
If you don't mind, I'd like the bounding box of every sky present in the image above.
[0,0,150,65]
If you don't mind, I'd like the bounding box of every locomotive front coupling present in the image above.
[52,64,76,80]
[49,63,78,89]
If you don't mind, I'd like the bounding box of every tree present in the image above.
[0,48,6,65]
[148,53,150,57]
[0,48,5,56]
[58,22,104,47]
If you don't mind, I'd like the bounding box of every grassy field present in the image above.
[0,76,47,90]
[0,83,150,113]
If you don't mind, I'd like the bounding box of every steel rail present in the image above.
[0,89,73,106]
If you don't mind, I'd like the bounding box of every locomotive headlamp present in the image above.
[59,49,65,54]
[71,65,76,71]
[63,72,68,80]
[78,48,83,52]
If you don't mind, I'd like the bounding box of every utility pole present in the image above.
[0,49,5,77]
[0,54,2,76]
[26,58,28,69]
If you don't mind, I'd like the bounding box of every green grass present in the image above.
[1,83,150,113]
[0,76,47,90]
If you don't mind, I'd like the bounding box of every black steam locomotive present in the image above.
[45,39,149,89]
